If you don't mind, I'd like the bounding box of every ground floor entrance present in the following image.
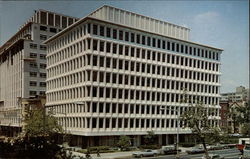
[69,134,194,148]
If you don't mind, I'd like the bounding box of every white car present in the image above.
[201,154,225,159]
[132,149,160,158]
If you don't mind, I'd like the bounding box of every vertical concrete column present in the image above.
[158,134,162,145]
[165,134,169,145]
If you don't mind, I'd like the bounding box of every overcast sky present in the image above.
[0,0,249,93]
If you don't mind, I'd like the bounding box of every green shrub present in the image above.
[179,143,195,147]
[139,144,160,150]
[88,146,111,153]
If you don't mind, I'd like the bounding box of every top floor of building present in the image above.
[88,5,190,41]
[0,9,79,56]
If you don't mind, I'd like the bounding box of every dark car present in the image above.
[161,146,181,155]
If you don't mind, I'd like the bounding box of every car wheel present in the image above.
[140,154,143,158]
[153,153,157,157]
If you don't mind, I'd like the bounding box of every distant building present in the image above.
[45,5,223,147]
[0,9,78,136]
[220,86,249,133]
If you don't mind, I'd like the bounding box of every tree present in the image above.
[234,101,250,136]
[24,108,63,137]
[241,123,250,136]
[143,131,156,145]
[117,136,131,151]
[181,100,221,159]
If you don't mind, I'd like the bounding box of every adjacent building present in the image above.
[45,5,223,147]
[220,86,249,133]
[0,9,78,136]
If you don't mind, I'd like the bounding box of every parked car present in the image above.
[209,144,225,150]
[186,147,205,154]
[160,145,181,155]
[201,154,225,159]
[132,149,160,158]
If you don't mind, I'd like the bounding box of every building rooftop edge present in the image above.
[44,16,223,51]
[0,9,79,53]
[100,5,190,30]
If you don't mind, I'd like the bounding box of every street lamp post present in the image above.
[161,106,180,159]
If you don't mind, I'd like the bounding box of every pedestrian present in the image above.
[97,148,101,157]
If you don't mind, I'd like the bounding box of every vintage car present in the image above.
[132,149,160,158]
[186,147,205,154]
[160,145,181,155]
[201,154,225,159]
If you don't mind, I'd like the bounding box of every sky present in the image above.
[0,0,249,93]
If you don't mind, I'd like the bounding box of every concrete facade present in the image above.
[0,9,78,136]
[45,5,223,147]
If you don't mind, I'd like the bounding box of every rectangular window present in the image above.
[40,34,47,40]
[30,72,37,77]
[29,81,37,86]
[62,16,67,28]
[152,38,156,47]
[131,33,135,42]
[136,34,140,44]
[50,28,57,33]
[40,73,46,78]
[125,32,129,41]
[39,54,46,59]
[119,30,123,40]
[147,37,151,46]
[30,53,37,58]
[142,36,145,45]
[40,25,47,31]
[93,24,98,35]
[100,26,104,36]
[40,63,46,69]
[171,42,175,51]
[157,39,161,48]
[30,43,37,49]
[40,45,46,50]
[39,82,46,87]
[113,29,117,39]
[162,40,166,49]
[55,15,60,27]
[106,27,111,37]
[29,91,37,96]
[29,62,37,68]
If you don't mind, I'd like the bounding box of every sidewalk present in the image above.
[71,147,192,159]
[72,150,140,159]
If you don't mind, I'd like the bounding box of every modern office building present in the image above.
[0,9,78,136]
[45,5,223,147]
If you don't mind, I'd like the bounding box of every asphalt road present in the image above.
[131,148,241,159]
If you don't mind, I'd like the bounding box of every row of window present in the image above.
[47,70,219,95]
[48,38,220,74]
[30,72,46,78]
[29,91,45,96]
[90,23,220,61]
[29,81,46,87]
[48,22,220,63]
[57,116,219,129]
[40,25,60,33]
[30,52,46,59]
[47,85,219,106]
[29,62,47,69]
[30,43,46,50]
[53,102,219,116]
[48,53,219,84]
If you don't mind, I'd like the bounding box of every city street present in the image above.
[131,148,241,159]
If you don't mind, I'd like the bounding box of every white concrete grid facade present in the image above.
[46,6,222,141]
